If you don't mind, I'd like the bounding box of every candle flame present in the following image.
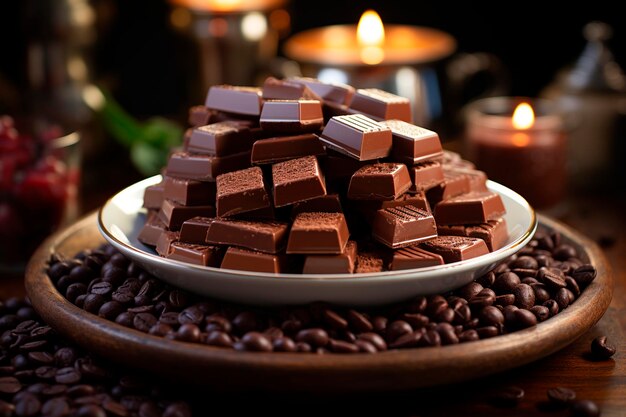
[357,10,385,65]
[512,102,535,129]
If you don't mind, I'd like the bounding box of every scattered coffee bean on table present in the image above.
[569,399,601,417]
[489,385,525,408]
[590,335,616,360]
[547,386,577,408]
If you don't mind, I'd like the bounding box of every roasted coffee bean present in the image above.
[357,333,387,351]
[494,294,515,306]
[98,301,125,320]
[133,313,157,333]
[538,267,567,289]
[479,306,505,327]
[530,305,550,322]
[511,309,537,329]
[0,376,21,394]
[149,323,173,337]
[82,294,105,315]
[569,400,600,417]
[175,324,201,343]
[476,271,496,287]
[41,397,70,417]
[400,313,429,328]
[458,329,479,342]
[115,312,135,328]
[355,339,377,353]
[55,367,81,384]
[546,386,576,407]
[205,315,231,333]
[468,289,496,309]
[571,264,597,287]
[590,335,616,360]
[322,309,348,330]
[163,402,192,417]
[295,329,329,347]
[489,385,525,407]
[386,320,412,342]
[510,256,538,270]
[456,282,483,301]
[565,277,581,297]
[77,404,106,417]
[90,281,113,296]
[372,316,388,333]
[531,283,550,304]
[436,323,459,345]
[241,332,272,352]
[346,310,373,332]
[417,329,441,347]
[476,326,499,339]
[452,304,471,325]
[389,331,423,349]
[493,272,520,294]
[272,337,297,352]
[555,288,572,310]
[178,306,204,326]
[553,244,577,261]
[329,339,359,353]
[513,283,535,309]
[503,304,520,324]
[405,296,428,313]
[205,331,233,348]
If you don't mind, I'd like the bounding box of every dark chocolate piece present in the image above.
[287,76,355,105]
[251,133,325,165]
[220,246,286,273]
[409,161,445,192]
[188,105,215,127]
[137,211,166,247]
[179,216,214,244]
[262,77,321,100]
[165,151,251,181]
[156,230,179,256]
[205,85,263,116]
[389,246,444,270]
[445,167,488,192]
[357,192,430,223]
[319,151,373,183]
[215,166,270,217]
[291,194,343,217]
[420,236,489,263]
[349,88,412,123]
[166,242,223,267]
[347,163,412,200]
[371,205,437,249]
[157,199,215,230]
[205,218,289,254]
[286,212,350,254]
[163,176,216,206]
[355,251,385,273]
[438,217,509,251]
[272,156,326,207]
[186,121,254,156]
[380,119,443,165]
[319,114,392,161]
[142,182,165,210]
[425,170,472,206]
[259,99,324,133]
[434,191,506,225]
[302,240,357,274]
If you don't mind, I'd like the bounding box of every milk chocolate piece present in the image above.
[287,212,349,254]
[156,231,179,256]
[349,88,412,123]
[287,76,355,105]
[380,119,443,165]
[163,176,216,206]
[434,191,506,225]
[215,166,270,217]
[262,77,321,100]
[188,105,215,127]
[389,246,444,270]
[165,151,251,181]
[347,163,412,200]
[157,199,215,230]
[320,151,373,183]
[425,170,472,206]
[137,212,166,247]
[291,194,342,217]
[319,114,392,161]
[438,217,508,251]
[272,156,326,207]
[445,167,488,192]
[205,218,289,254]
[205,85,263,116]
[372,205,437,249]
[179,216,214,244]
[142,182,165,210]
[358,192,430,223]
[302,240,357,274]
[166,242,223,267]
[355,251,385,273]
[259,99,324,133]
[420,236,489,263]
[251,133,325,165]
[220,247,286,273]
[186,122,254,156]
[441,150,476,169]
[409,161,445,192]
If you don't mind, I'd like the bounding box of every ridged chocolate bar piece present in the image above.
[420,236,489,263]
[215,166,270,217]
[409,161,445,193]
[438,217,508,251]
[166,242,223,267]
[165,151,251,181]
[348,163,412,200]
[389,246,444,270]
[186,121,254,156]
[319,114,392,161]
[157,199,215,230]
[302,240,358,274]
[251,133,325,165]
[372,205,437,249]
[272,156,326,207]
[163,176,216,206]
[380,119,443,164]
[287,76,354,105]
[434,191,506,225]
[357,192,430,223]
[286,212,349,254]
[205,218,289,254]
[349,88,412,123]
[260,99,324,133]
[262,77,321,100]
[179,216,214,244]
[220,246,286,273]
[205,85,263,116]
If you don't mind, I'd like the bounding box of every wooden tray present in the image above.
[24,211,613,394]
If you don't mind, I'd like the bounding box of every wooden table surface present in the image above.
[1,165,624,416]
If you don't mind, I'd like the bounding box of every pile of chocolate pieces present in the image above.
[137,76,508,274]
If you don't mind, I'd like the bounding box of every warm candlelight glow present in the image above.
[357,10,385,65]
[512,103,535,129]
[169,0,286,13]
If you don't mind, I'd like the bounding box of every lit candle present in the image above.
[464,97,567,210]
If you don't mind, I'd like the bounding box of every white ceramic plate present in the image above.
[98,175,537,306]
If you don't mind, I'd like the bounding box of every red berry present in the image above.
[0,201,23,237]
[0,157,17,193]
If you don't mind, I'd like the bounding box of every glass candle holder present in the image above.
[463,96,567,211]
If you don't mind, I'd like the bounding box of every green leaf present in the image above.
[130,142,168,177]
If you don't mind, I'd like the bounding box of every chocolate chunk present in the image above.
[347,163,412,200]
[389,246,444,270]
[220,247,286,273]
[188,105,215,127]
[349,89,412,122]
[165,151,251,181]
[287,76,355,105]
[355,251,385,273]
[380,119,443,164]
[434,191,506,225]
[438,218,509,251]
[259,100,324,133]
[408,161,445,192]
[372,205,437,249]
[215,166,270,217]
[157,199,215,230]
[142,182,164,210]
[319,151,373,184]
[271,156,327,207]
[186,121,254,156]
[446,167,488,192]
[179,216,214,244]
[166,242,223,267]
[137,212,166,247]
[356,192,430,223]
[319,114,392,161]
[251,133,325,165]
[205,85,263,116]
[287,212,349,254]
[163,176,216,206]
[441,149,476,169]
[262,76,321,100]
[425,170,472,206]
[421,236,489,263]
[205,218,289,254]
[291,194,343,217]
[302,240,358,274]
[155,230,179,256]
